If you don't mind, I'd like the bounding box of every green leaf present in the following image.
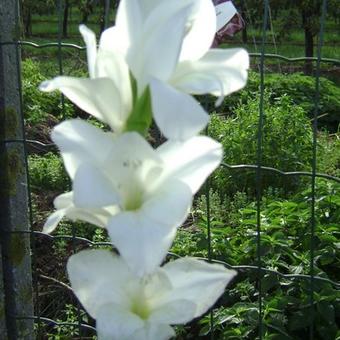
[266,323,291,339]
[317,301,335,324]
[288,309,313,331]
[130,71,138,106]
[124,86,152,136]
[261,274,279,293]
[218,314,237,325]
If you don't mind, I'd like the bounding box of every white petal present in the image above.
[172,48,249,101]
[44,191,110,233]
[99,26,129,57]
[79,25,97,78]
[128,3,191,92]
[215,1,237,31]
[67,250,132,318]
[95,49,132,118]
[73,163,120,208]
[142,179,192,227]
[135,0,216,63]
[141,321,176,340]
[114,0,143,50]
[104,132,162,185]
[52,119,114,179]
[149,299,196,325]
[150,78,209,140]
[96,303,144,340]
[54,191,73,209]
[179,0,217,61]
[157,136,222,194]
[104,319,174,340]
[144,269,172,298]
[40,76,124,131]
[162,257,236,319]
[107,211,177,276]
[43,209,66,234]
[44,191,111,233]
[65,207,109,228]
[137,0,163,17]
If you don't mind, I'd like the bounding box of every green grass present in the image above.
[30,21,102,42]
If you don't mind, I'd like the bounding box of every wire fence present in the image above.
[1,0,339,339]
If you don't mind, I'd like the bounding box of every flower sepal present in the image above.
[124,84,152,136]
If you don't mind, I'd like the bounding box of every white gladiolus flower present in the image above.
[38,1,249,339]
[39,25,133,134]
[100,0,249,140]
[67,249,236,340]
[44,119,222,275]
[40,0,248,141]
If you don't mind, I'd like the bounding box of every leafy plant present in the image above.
[317,131,340,178]
[22,59,75,124]
[28,152,69,192]
[23,55,340,339]
[174,179,340,339]
[216,71,340,132]
[209,93,313,196]
[46,304,95,340]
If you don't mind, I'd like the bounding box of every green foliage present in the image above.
[22,59,74,124]
[214,71,340,131]
[317,132,340,178]
[24,52,339,338]
[262,73,340,129]
[173,179,340,339]
[125,85,152,136]
[209,94,313,195]
[28,152,68,192]
[44,304,96,340]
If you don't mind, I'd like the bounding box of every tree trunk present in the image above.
[240,2,248,44]
[99,0,106,34]
[99,15,105,34]
[21,2,32,38]
[242,22,248,44]
[272,7,278,20]
[304,27,314,74]
[81,2,93,24]
[239,0,248,44]
[302,10,314,75]
[25,8,32,37]
[63,0,70,38]
[82,12,89,24]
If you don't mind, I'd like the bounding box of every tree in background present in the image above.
[62,0,70,38]
[21,0,337,63]
[20,0,55,37]
[235,0,337,74]
[80,0,94,24]
[297,0,338,73]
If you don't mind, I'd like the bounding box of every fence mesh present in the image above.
[1,0,339,339]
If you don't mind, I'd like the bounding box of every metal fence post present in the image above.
[0,0,34,339]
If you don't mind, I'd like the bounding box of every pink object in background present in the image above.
[212,0,244,46]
